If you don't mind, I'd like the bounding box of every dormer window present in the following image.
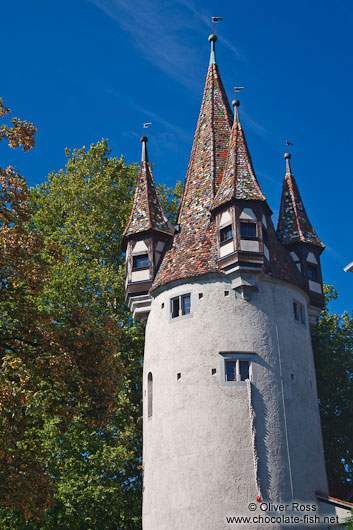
[240,222,256,239]
[133,254,149,269]
[220,225,233,244]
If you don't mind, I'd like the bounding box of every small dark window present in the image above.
[307,264,318,281]
[240,222,256,238]
[177,373,181,380]
[225,360,237,381]
[239,360,250,381]
[220,225,233,243]
[181,294,191,315]
[212,368,217,375]
[133,254,149,269]
[171,297,180,318]
[293,301,299,321]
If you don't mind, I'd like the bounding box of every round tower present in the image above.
[124,36,329,530]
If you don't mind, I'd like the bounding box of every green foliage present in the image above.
[1,138,182,528]
[156,180,183,224]
[312,285,353,485]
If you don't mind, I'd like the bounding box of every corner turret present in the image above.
[277,152,325,321]
[122,136,173,321]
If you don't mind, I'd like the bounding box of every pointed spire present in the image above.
[277,153,324,248]
[177,34,233,229]
[122,137,171,246]
[209,33,217,64]
[212,99,266,210]
[153,34,233,289]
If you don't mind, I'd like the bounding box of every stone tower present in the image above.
[123,35,328,530]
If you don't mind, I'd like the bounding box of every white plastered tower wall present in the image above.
[142,272,328,530]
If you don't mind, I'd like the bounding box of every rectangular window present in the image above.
[239,360,250,381]
[240,222,257,238]
[132,254,149,269]
[262,227,268,244]
[293,300,306,325]
[181,294,191,315]
[220,225,233,243]
[171,293,191,319]
[307,264,318,281]
[226,360,237,381]
[225,359,250,382]
[171,297,180,318]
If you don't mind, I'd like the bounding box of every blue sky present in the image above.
[1,0,352,314]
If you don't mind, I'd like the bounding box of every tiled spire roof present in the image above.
[123,137,171,243]
[152,34,233,289]
[212,99,266,210]
[177,33,233,227]
[277,153,324,248]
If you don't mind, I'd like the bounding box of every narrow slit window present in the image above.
[147,372,153,418]
[240,222,257,238]
[293,300,306,325]
[220,225,233,243]
[133,254,149,269]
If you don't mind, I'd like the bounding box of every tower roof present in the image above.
[277,153,324,248]
[212,99,266,210]
[177,33,233,227]
[153,34,233,289]
[122,137,171,246]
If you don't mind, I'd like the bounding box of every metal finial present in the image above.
[208,34,217,65]
[141,136,148,163]
[232,99,240,122]
[284,152,292,174]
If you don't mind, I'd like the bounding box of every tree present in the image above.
[0,103,143,525]
[312,285,353,485]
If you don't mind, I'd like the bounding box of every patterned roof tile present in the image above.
[123,138,171,241]
[277,154,324,248]
[212,101,266,210]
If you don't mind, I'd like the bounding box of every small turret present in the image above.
[277,152,325,321]
[122,136,173,321]
[210,98,272,282]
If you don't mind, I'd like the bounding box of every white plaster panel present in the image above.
[132,240,148,253]
[296,263,302,272]
[309,280,322,293]
[154,251,161,264]
[240,239,259,252]
[219,241,233,257]
[131,269,150,282]
[290,251,299,262]
[143,275,328,529]
[219,210,232,226]
[239,207,256,220]
[156,241,165,252]
[264,244,270,260]
[262,214,267,228]
[307,252,318,264]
